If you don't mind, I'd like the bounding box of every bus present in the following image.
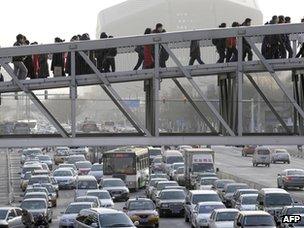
[103,147,149,190]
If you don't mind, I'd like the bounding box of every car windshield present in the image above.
[241,196,257,204]
[276,150,287,154]
[265,194,292,206]
[243,215,275,226]
[216,212,238,221]
[103,179,125,187]
[65,204,91,214]
[21,200,46,210]
[153,158,162,163]
[160,190,185,200]
[99,213,133,227]
[87,191,111,199]
[167,156,183,164]
[22,166,41,174]
[257,150,270,155]
[287,207,304,215]
[198,204,225,213]
[38,156,51,161]
[287,170,304,175]
[25,194,46,199]
[53,170,72,177]
[76,162,92,169]
[26,188,48,195]
[76,197,96,203]
[157,182,178,190]
[41,185,55,193]
[129,201,155,210]
[28,177,49,185]
[91,164,103,171]
[192,194,220,204]
[149,149,161,156]
[193,163,214,173]
[0,210,7,219]
[173,164,184,170]
[68,156,85,163]
[77,180,98,189]
[150,179,166,187]
[24,172,32,180]
[56,149,69,156]
[226,185,248,193]
[201,178,217,185]
[216,181,232,189]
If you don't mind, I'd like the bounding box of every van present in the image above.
[256,188,293,218]
[162,150,184,174]
[252,147,271,167]
[75,176,98,199]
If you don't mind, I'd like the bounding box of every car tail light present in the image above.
[285,176,293,181]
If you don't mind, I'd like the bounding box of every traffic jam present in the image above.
[1,145,304,227]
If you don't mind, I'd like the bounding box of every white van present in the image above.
[252,147,271,167]
[161,150,184,174]
[75,175,98,199]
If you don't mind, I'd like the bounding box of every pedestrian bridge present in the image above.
[0,23,304,147]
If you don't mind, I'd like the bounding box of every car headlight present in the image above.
[161,203,169,208]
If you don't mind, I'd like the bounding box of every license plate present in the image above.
[141,218,148,223]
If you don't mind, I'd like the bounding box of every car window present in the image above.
[66,204,92,214]
[160,191,185,200]
[287,170,304,175]
[216,212,238,221]
[15,208,22,216]
[8,210,15,218]
[128,201,155,210]
[243,215,275,226]
[192,194,220,204]
[77,180,98,189]
[99,213,133,227]
[198,204,225,213]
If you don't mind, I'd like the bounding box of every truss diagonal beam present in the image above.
[0,61,69,138]
[78,51,151,136]
[162,44,235,136]
[172,79,217,133]
[246,73,291,133]
[246,37,304,122]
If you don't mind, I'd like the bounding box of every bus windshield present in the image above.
[104,154,135,175]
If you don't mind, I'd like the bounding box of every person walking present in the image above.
[296,18,304,58]
[242,18,253,61]
[23,39,35,79]
[134,28,152,70]
[226,22,239,62]
[278,16,287,59]
[213,23,227,63]
[143,28,154,69]
[65,35,79,76]
[189,40,204,65]
[21,209,34,228]
[103,36,117,72]
[95,32,108,72]
[12,34,28,80]
[284,16,293,58]
[51,37,65,77]
[159,29,169,68]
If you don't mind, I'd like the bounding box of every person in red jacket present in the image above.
[143,28,154,69]
[226,22,239,62]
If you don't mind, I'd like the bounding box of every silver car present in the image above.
[209,208,239,228]
[277,169,304,189]
[0,207,24,228]
[88,163,103,181]
[86,190,114,208]
[271,149,290,164]
[53,168,77,189]
[235,194,258,211]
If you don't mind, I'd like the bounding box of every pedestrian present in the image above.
[152,23,163,34]
[189,40,204,65]
[30,42,40,79]
[143,28,154,69]
[39,53,49,78]
[226,22,239,62]
[23,40,35,79]
[296,18,304,58]
[159,29,169,68]
[79,33,95,74]
[51,37,65,77]
[21,209,34,228]
[278,15,287,59]
[95,32,108,73]
[242,18,253,61]
[103,36,117,72]
[134,28,151,70]
[12,34,28,80]
[284,16,293,58]
[212,23,227,63]
[65,35,79,76]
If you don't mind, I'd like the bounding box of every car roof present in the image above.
[190,190,218,194]
[226,183,248,187]
[22,198,47,202]
[197,201,224,206]
[236,189,258,192]
[103,178,123,181]
[76,196,98,200]
[161,189,184,193]
[283,205,304,209]
[87,190,108,193]
[260,188,289,194]
[77,175,96,180]
[69,202,94,206]
[283,169,304,172]
[89,208,124,214]
[54,168,73,172]
[238,211,271,216]
[157,181,177,184]
[240,194,258,198]
[0,207,21,210]
[214,208,239,213]
[25,192,47,196]
[128,198,153,202]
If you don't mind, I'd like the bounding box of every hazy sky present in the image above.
[0,0,302,47]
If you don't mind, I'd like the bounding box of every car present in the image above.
[151,156,163,173]
[235,194,258,211]
[168,162,184,179]
[252,147,271,167]
[234,211,276,227]
[75,161,92,175]
[173,167,185,185]
[271,149,290,164]
[75,175,98,198]
[66,154,86,165]
[86,190,114,208]
[32,169,50,176]
[277,169,304,189]
[23,192,52,208]
[0,207,23,228]
[280,213,304,227]
[59,202,94,228]
[74,196,101,208]
[37,155,53,170]
[209,208,239,228]
[20,198,52,224]
[21,148,42,164]
[57,163,77,172]
[156,189,186,217]
[145,178,168,199]
[21,164,43,179]
[27,175,52,189]
[242,145,256,156]
[185,190,221,223]
[25,186,50,198]
[161,151,184,174]
[196,177,219,190]
[149,173,169,181]
[20,171,32,191]
[148,147,162,164]
[151,181,178,202]
[99,178,130,201]
[191,201,226,228]
[54,147,70,165]
[278,206,304,227]
[212,179,235,194]
[231,189,258,208]
[39,183,58,205]
[124,198,159,227]
[222,183,249,207]
[88,163,103,181]
[53,168,77,189]
[74,208,137,228]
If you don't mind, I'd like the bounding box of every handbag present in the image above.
[53,66,63,77]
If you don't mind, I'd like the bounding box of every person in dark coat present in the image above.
[66,35,79,76]
[189,40,204,65]
[95,32,108,72]
[51,37,65,76]
[152,23,163,34]
[103,36,117,72]
[39,54,49,78]
[133,29,151,70]
[159,29,169,68]
[226,22,239,62]
[13,34,28,80]
[242,18,253,61]
[213,23,227,63]
[23,40,35,79]
[78,33,95,75]
[278,16,287,59]
[284,16,293,58]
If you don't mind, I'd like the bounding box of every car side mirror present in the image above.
[7,216,14,220]
[134,221,140,226]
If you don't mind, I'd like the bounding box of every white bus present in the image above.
[103,147,149,190]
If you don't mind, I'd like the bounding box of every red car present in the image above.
[242,146,256,156]
[75,161,92,175]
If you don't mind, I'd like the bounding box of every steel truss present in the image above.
[0,23,303,146]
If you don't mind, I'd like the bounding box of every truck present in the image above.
[183,148,215,189]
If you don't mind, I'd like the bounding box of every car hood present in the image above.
[196,213,211,220]
[127,210,156,216]
[240,204,256,210]
[0,220,8,225]
[103,186,128,191]
[61,213,78,220]
[213,221,234,228]
[100,199,114,205]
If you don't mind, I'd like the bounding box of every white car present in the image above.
[209,208,239,228]
[59,202,94,228]
[235,194,258,211]
[88,163,103,181]
[196,177,219,190]
[53,168,77,189]
[271,149,290,164]
[191,201,226,228]
[86,190,114,208]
